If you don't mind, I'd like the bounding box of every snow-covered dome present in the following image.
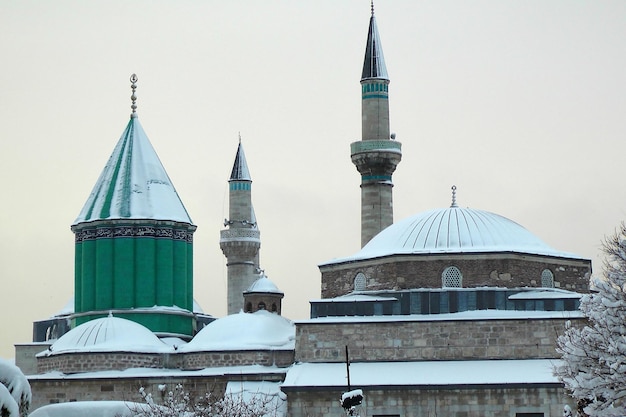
[244,275,284,295]
[42,316,172,355]
[179,310,295,352]
[325,206,582,264]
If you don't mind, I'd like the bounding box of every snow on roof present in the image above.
[73,117,193,225]
[180,310,295,352]
[282,359,561,389]
[321,206,586,266]
[245,275,284,295]
[29,401,149,417]
[297,309,584,324]
[42,316,172,356]
[309,293,398,303]
[29,364,287,381]
[50,298,205,318]
[508,289,583,300]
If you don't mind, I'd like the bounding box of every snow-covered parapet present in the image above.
[0,358,31,417]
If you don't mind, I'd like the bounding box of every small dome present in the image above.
[326,206,582,264]
[244,275,284,295]
[43,316,172,355]
[179,310,295,352]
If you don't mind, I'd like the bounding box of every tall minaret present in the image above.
[220,139,261,315]
[72,74,196,336]
[351,3,402,247]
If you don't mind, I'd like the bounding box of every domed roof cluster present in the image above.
[42,311,295,355]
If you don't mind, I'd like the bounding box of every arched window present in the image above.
[541,269,554,288]
[442,266,463,288]
[245,302,252,313]
[354,272,366,291]
[258,301,266,310]
[271,303,277,312]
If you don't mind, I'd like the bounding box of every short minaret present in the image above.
[243,272,284,315]
[220,139,261,315]
[71,74,196,337]
[350,3,402,247]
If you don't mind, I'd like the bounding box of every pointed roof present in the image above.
[73,116,193,225]
[361,7,389,81]
[229,141,252,181]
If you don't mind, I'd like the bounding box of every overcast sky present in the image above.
[1,1,625,359]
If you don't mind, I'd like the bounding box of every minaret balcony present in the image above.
[351,140,402,155]
[219,228,261,243]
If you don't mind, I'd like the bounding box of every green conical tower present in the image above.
[71,75,196,337]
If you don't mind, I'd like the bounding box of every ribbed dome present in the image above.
[324,206,582,265]
[179,310,294,352]
[43,316,172,355]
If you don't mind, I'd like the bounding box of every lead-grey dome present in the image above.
[41,316,172,355]
[322,206,583,265]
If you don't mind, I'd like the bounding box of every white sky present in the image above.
[1,1,626,359]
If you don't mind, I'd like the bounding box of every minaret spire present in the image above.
[220,139,261,315]
[351,5,402,247]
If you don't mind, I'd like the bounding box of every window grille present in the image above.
[442,266,463,288]
[354,272,367,291]
[541,269,554,288]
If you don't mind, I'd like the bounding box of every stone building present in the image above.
[16,5,591,417]
[278,8,590,416]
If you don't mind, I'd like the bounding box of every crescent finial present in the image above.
[130,73,138,118]
[451,185,458,208]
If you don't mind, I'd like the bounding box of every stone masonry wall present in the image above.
[295,317,581,362]
[284,386,575,417]
[320,253,591,298]
[183,350,294,369]
[37,352,167,374]
[37,349,294,374]
[29,375,228,411]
